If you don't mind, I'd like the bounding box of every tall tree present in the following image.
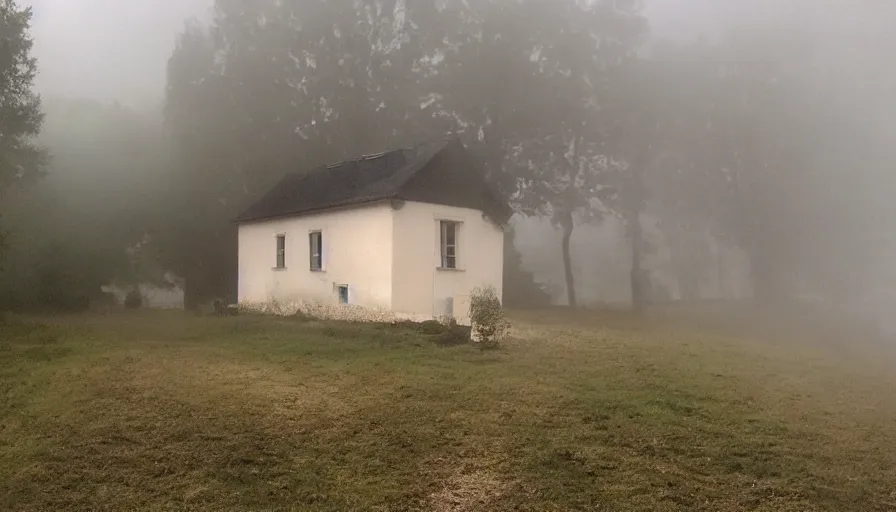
[164,0,451,306]
[0,0,46,258]
[611,46,724,308]
[430,0,647,307]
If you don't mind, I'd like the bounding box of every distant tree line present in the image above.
[2,0,895,313]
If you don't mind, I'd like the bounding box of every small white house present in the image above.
[234,139,511,325]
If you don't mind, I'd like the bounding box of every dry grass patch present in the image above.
[427,470,513,512]
[1,309,896,511]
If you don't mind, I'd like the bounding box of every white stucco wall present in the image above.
[238,200,504,325]
[392,201,505,325]
[238,203,394,309]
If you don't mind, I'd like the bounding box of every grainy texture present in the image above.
[1,308,895,511]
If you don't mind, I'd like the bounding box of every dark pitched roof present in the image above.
[234,138,512,224]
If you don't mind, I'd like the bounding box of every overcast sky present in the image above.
[24,0,212,106]
[21,0,750,107]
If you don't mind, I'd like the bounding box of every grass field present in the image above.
[1,308,895,511]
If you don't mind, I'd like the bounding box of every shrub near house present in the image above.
[470,286,509,345]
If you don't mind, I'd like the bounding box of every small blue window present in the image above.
[338,285,349,304]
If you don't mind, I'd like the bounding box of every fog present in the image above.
[21,0,742,104]
[25,0,211,105]
[3,0,896,336]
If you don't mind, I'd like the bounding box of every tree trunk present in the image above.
[558,211,577,308]
[630,210,645,313]
[559,133,586,310]
[715,241,726,299]
[628,157,647,313]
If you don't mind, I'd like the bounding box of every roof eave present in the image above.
[232,196,395,225]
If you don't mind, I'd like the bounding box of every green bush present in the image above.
[470,286,509,346]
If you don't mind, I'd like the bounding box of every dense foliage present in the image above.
[470,285,509,345]
[0,0,46,269]
[0,0,45,194]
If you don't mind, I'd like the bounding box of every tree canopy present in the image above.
[0,0,46,262]
[0,0,45,191]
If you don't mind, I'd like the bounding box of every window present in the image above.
[337,285,349,304]
[275,235,286,269]
[309,231,323,271]
[440,221,458,269]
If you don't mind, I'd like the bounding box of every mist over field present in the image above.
[3,0,896,321]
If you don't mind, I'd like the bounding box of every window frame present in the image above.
[439,220,460,270]
[275,234,286,269]
[309,230,323,271]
